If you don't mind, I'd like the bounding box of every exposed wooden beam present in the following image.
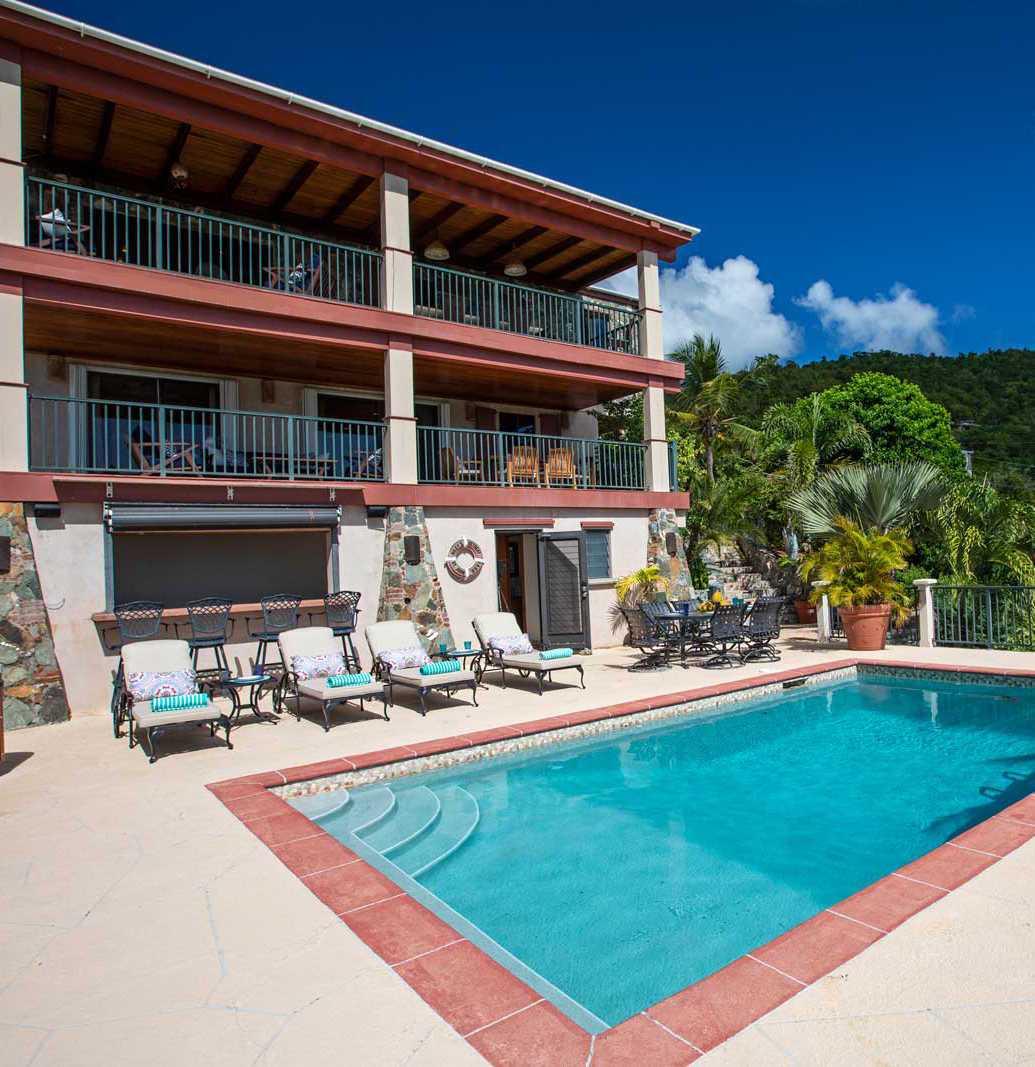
[524,235,582,270]
[475,225,548,268]
[575,252,637,291]
[155,122,192,191]
[321,174,374,225]
[270,159,319,215]
[222,143,261,204]
[449,213,508,254]
[90,101,115,176]
[44,85,58,152]
[552,246,615,280]
[412,201,465,245]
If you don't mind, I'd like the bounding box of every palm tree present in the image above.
[927,478,1035,585]
[668,334,757,481]
[682,471,761,563]
[787,461,945,537]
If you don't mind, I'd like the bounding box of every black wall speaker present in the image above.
[665,531,679,556]
[404,535,422,564]
[0,535,10,574]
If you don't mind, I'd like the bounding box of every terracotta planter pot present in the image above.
[794,599,816,624]
[839,603,892,651]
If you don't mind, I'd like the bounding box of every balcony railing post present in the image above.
[157,405,167,477]
[286,414,296,480]
[154,205,163,271]
[495,431,505,487]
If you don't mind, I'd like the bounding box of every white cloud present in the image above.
[796,280,947,355]
[599,255,801,369]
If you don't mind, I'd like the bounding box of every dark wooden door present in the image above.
[536,531,591,650]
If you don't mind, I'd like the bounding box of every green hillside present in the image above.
[738,349,1035,476]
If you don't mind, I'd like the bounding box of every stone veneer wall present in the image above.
[0,504,69,729]
[647,507,694,601]
[376,505,455,651]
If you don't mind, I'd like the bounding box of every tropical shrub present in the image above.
[800,519,913,623]
[614,565,669,605]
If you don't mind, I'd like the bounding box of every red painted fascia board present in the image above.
[0,472,690,511]
[3,246,685,393]
[482,518,555,528]
[3,18,693,255]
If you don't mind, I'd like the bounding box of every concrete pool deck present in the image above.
[3,631,1035,1065]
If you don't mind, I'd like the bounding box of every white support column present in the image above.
[379,170,416,483]
[637,250,670,491]
[380,170,413,316]
[384,345,417,484]
[0,53,26,472]
[814,581,832,641]
[914,578,938,648]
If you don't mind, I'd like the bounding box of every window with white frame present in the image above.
[585,529,612,580]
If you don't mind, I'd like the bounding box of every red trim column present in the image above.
[0,53,27,472]
[637,250,670,490]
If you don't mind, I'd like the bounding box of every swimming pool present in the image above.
[289,671,1035,1030]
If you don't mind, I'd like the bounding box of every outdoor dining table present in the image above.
[655,610,710,664]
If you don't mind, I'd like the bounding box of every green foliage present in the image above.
[925,478,1035,585]
[787,461,945,537]
[614,565,669,605]
[681,471,762,563]
[800,519,912,622]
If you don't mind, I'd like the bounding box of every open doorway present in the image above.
[495,533,528,631]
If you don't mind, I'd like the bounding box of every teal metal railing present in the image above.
[25,175,382,307]
[417,425,647,489]
[413,261,642,354]
[29,395,384,481]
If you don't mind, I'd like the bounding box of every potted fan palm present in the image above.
[799,518,911,651]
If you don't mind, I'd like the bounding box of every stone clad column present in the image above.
[637,250,670,492]
[380,169,417,484]
[0,50,27,472]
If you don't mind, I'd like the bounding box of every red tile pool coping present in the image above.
[206,659,1035,1066]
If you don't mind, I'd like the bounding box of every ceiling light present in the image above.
[170,161,189,189]
[503,258,527,277]
[424,237,449,261]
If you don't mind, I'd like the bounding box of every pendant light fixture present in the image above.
[502,240,527,277]
[424,235,450,261]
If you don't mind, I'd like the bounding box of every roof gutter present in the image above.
[0,0,699,239]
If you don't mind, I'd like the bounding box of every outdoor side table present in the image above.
[433,647,485,686]
[205,673,277,725]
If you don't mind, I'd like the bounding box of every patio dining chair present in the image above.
[247,594,302,674]
[441,446,484,484]
[36,207,90,253]
[106,600,165,739]
[740,597,785,662]
[700,603,746,669]
[620,606,671,671]
[184,597,233,674]
[323,590,362,671]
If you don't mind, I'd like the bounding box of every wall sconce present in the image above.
[665,531,679,556]
[0,535,9,573]
[261,380,275,404]
[47,356,66,381]
[404,535,422,565]
[170,160,189,189]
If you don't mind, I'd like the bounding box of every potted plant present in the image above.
[609,565,672,639]
[799,518,911,651]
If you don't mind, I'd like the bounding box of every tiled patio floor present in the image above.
[3,631,1035,1065]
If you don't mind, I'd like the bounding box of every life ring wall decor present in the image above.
[444,538,485,583]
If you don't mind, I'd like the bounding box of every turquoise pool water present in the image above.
[292,673,1035,1028]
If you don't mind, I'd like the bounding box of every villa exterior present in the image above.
[0,1,698,726]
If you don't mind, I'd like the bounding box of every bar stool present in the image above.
[184,597,233,675]
[104,600,164,739]
[324,590,362,671]
[247,594,301,674]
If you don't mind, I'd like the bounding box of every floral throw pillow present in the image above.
[489,634,534,656]
[292,653,346,682]
[380,646,431,670]
[127,669,197,701]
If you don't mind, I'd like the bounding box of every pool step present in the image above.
[358,786,441,854]
[391,785,480,877]
[317,785,395,835]
[292,790,351,821]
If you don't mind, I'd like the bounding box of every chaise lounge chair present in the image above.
[122,639,234,763]
[365,620,478,717]
[472,612,586,695]
[277,626,390,731]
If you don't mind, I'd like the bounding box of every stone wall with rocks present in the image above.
[376,505,455,651]
[1,503,69,730]
[646,507,694,601]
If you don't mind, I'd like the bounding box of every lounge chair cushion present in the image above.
[278,626,340,667]
[291,652,345,681]
[388,665,476,688]
[366,620,427,658]
[297,678,385,702]
[499,652,582,672]
[131,697,230,730]
[472,612,523,649]
[381,646,431,670]
[488,634,533,656]
[127,668,197,700]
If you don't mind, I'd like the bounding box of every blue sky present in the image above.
[36,0,1035,367]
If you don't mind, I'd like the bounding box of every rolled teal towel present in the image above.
[540,647,574,660]
[326,672,373,688]
[151,692,210,712]
[420,659,461,675]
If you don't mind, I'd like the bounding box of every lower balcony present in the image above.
[28,396,675,491]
